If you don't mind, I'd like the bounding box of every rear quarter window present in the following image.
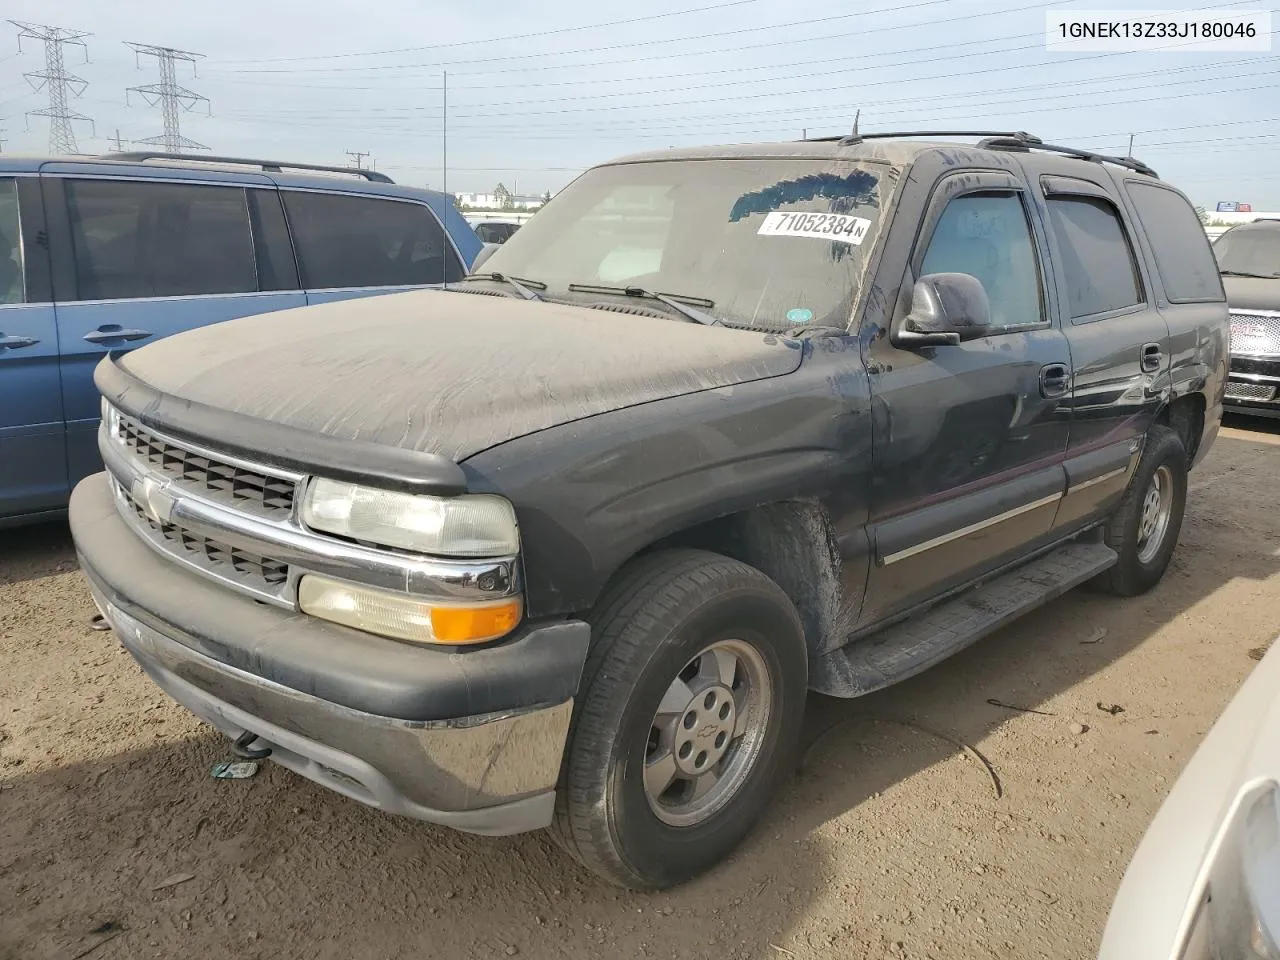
[1125,181,1225,303]
[282,191,464,290]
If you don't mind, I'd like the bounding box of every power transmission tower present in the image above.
[125,42,210,154]
[345,149,370,170]
[109,128,126,152]
[9,21,94,154]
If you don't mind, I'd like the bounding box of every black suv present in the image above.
[69,130,1228,890]
[1213,218,1280,417]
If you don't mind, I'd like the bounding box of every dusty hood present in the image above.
[117,289,803,461]
[1222,275,1280,312]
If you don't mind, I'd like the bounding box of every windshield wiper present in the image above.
[1220,270,1280,279]
[567,283,722,326]
[461,272,546,300]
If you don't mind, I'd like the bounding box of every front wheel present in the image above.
[1095,424,1188,596]
[550,549,808,889]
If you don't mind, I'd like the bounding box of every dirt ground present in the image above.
[2,415,1278,960]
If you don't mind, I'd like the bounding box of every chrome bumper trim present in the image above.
[92,589,569,836]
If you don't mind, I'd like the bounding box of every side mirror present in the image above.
[893,272,993,347]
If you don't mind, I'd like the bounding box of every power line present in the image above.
[217,60,1278,134]
[125,42,210,153]
[206,0,1026,75]
[210,0,767,64]
[220,71,1280,145]
[345,149,370,169]
[222,56,1275,129]
[8,20,93,154]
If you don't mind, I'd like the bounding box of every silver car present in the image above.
[1098,632,1280,958]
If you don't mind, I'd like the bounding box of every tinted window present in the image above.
[1212,223,1280,280]
[919,192,1043,329]
[481,159,888,330]
[0,179,22,305]
[65,179,257,301]
[282,191,462,289]
[1046,196,1143,318]
[1126,182,1224,301]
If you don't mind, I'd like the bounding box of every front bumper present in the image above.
[1225,354,1280,419]
[71,473,591,836]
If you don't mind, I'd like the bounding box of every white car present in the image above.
[1098,633,1280,959]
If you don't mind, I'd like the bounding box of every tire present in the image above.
[550,548,808,890]
[1095,424,1188,597]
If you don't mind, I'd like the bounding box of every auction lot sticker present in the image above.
[758,211,872,244]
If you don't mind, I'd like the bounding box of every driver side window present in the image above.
[919,192,1044,331]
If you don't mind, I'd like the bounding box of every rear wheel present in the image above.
[551,549,808,889]
[1095,424,1188,596]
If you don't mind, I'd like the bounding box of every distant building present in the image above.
[456,191,544,210]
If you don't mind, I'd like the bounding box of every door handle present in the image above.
[1039,363,1071,399]
[0,334,39,350]
[83,327,152,345]
[1141,343,1163,373]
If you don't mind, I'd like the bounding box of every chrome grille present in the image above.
[117,417,297,516]
[122,486,290,587]
[1225,381,1278,402]
[1229,312,1280,357]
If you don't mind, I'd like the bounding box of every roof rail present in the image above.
[102,151,396,184]
[802,129,1044,147]
[977,137,1159,179]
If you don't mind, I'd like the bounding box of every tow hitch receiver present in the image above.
[230,730,272,761]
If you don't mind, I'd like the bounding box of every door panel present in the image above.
[0,304,65,518]
[304,285,433,307]
[862,179,1072,625]
[0,175,66,520]
[46,176,307,488]
[1037,177,1171,526]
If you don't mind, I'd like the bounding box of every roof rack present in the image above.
[802,125,1159,179]
[807,129,1044,146]
[101,152,396,184]
[977,137,1158,179]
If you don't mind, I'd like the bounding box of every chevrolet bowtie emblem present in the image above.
[132,476,175,525]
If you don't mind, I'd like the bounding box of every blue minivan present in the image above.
[0,152,482,526]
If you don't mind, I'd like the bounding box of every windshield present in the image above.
[479,158,889,330]
[1213,224,1280,278]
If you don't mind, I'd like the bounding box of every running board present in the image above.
[811,542,1119,698]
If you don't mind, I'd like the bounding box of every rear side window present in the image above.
[0,178,23,305]
[1045,196,1143,319]
[64,179,257,301]
[1125,182,1224,302]
[281,191,463,289]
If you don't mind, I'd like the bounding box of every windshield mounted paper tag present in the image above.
[757,211,871,245]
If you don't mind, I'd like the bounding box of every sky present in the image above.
[0,0,1276,207]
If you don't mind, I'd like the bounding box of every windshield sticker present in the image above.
[786,308,814,324]
[758,211,871,245]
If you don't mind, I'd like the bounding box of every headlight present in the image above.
[300,478,519,557]
[298,574,522,645]
[1177,782,1280,960]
